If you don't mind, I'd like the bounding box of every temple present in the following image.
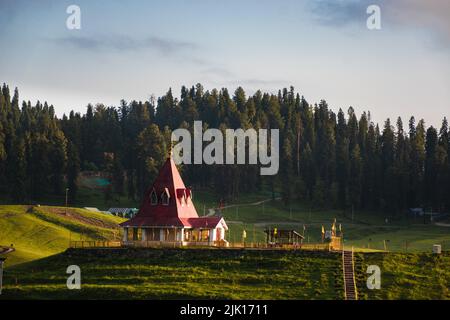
[120,156,228,247]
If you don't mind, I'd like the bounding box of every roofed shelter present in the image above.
[120,156,228,247]
[264,229,304,247]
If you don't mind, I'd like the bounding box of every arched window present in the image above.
[186,189,192,206]
[161,188,170,206]
[150,190,158,205]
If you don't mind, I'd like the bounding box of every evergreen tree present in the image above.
[424,127,438,209]
[67,142,80,204]
[11,138,27,202]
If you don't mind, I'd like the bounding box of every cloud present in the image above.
[238,79,288,86]
[200,67,287,87]
[308,0,369,27]
[50,34,198,54]
[388,0,450,44]
[201,66,235,78]
[307,0,450,46]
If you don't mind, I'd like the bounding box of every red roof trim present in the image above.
[120,216,227,229]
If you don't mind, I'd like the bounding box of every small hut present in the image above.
[264,229,304,247]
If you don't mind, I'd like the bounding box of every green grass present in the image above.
[2,248,448,300]
[355,252,450,299]
[1,187,449,300]
[1,248,343,300]
[0,205,125,266]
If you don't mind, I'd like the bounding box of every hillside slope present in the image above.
[0,205,125,266]
[1,248,448,300]
[355,252,450,299]
[2,248,343,300]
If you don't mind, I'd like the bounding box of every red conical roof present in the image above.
[121,157,199,227]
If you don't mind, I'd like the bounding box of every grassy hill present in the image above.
[1,248,448,300]
[1,188,449,269]
[0,205,125,266]
[0,194,449,300]
[355,252,450,299]
[2,248,343,299]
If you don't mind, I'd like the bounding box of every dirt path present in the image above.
[435,222,450,227]
[0,246,15,255]
[228,220,417,230]
[206,197,282,216]
[208,198,449,230]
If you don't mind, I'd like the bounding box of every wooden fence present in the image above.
[69,240,337,251]
[69,241,122,248]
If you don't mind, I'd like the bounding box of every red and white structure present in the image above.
[120,156,228,247]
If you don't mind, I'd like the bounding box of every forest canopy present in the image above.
[0,83,448,215]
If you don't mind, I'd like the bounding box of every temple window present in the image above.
[161,188,170,205]
[150,190,158,205]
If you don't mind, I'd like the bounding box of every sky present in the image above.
[0,0,449,127]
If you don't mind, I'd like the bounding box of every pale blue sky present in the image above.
[1,0,449,127]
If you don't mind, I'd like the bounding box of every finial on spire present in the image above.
[169,141,175,158]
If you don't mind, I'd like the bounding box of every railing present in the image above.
[342,247,347,300]
[351,246,358,300]
[69,241,122,248]
[301,243,331,251]
[124,241,184,248]
[69,240,335,251]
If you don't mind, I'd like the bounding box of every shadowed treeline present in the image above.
[0,83,449,217]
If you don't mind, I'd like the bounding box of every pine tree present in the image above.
[136,124,167,199]
[381,119,395,212]
[281,136,294,205]
[424,127,438,210]
[348,145,362,209]
[437,118,449,211]
[336,109,349,209]
[67,142,80,204]
[11,137,27,202]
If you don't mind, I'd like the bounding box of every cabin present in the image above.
[108,208,138,218]
[265,229,304,247]
[120,156,228,247]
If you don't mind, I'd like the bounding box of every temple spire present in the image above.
[168,141,174,158]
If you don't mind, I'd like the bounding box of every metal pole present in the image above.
[0,257,5,295]
[65,188,69,215]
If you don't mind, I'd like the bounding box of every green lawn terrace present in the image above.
[0,248,345,300]
[1,248,449,300]
[355,252,450,299]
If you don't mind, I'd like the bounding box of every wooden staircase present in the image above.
[342,247,358,300]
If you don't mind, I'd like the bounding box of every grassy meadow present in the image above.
[1,248,449,300]
[1,248,344,299]
[0,185,449,300]
[355,252,450,299]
